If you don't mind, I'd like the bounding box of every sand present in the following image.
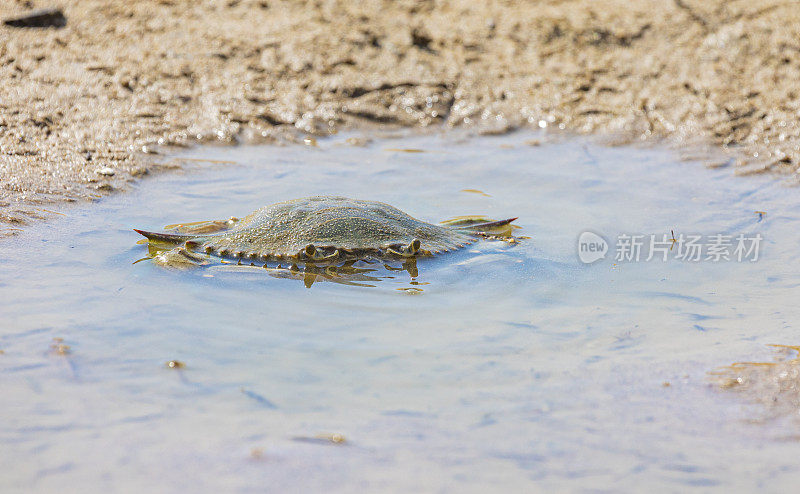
[2,0,800,231]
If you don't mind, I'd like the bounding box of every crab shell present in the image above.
[135,196,515,262]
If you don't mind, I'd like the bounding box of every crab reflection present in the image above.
[136,241,422,288]
[212,258,421,288]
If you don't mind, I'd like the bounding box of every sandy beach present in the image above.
[2,0,799,231]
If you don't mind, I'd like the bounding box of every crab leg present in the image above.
[451,217,518,232]
[133,229,199,244]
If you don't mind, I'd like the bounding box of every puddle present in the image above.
[2,131,800,491]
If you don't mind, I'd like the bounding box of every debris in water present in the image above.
[461,189,491,197]
[397,287,424,294]
[345,137,371,147]
[49,337,71,355]
[292,433,347,445]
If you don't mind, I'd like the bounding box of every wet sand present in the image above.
[711,346,800,421]
[2,0,800,230]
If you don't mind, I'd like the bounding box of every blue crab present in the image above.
[135,196,517,268]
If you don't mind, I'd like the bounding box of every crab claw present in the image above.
[387,239,421,257]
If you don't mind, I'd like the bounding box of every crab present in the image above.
[134,196,518,270]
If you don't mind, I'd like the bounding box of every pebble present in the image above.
[94,167,115,176]
[4,8,66,28]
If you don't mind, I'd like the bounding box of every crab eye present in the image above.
[411,239,421,251]
[305,244,316,256]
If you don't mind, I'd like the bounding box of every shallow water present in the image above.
[2,131,800,492]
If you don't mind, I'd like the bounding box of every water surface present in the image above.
[2,131,800,492]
